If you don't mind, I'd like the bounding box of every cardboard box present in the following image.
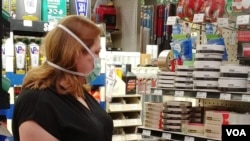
[140,54,151,65]
[204,124,221,140]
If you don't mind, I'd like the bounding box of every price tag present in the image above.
[129,119,138,125]
[157,90,163,95]
[236,15,250,25]
[193,13,204,23]
[114,120,123,127]
[242,95,250,102]
[184,136,194,141]
[154,90,163,95]
[220,93,231,100]
[175,91,184,97]
[196,91,207,98]
[23,20,32,27]
[131,105,138,109]
[142,130,151,136]
[162,133,171,139]
[167,16,177,25]
[217,18,229,27]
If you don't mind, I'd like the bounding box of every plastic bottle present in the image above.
[122,64,137,94]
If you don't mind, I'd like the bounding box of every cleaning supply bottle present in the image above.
[122,64,137,94]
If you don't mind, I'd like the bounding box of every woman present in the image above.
[12,15,113,141]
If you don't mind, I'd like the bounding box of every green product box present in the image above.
[42,0,67,22]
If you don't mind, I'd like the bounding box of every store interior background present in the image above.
[1,0,250,141]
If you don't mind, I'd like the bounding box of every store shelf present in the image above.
[152,88,250,102]
[108,95,142,138]
[137,126,220,141]
[106,47,122,51]
[9,19,50,36]
[112,134,141,141]
[111,94,141,98]
[113,119,142,127]
[108,103,142,113]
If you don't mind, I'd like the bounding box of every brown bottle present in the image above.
[122,64,137,94]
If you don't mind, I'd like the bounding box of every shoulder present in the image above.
[15,88,56,106]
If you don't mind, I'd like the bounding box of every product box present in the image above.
[182,123,204,136]
[140,54,151,65]
[15,0,42,21]
[42,0,67,22]
[204,124,221,140]
[205,111,232,125]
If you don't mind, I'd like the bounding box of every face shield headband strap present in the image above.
[45,24,95,77]
[57,24,95,58]
[46,61,87,76]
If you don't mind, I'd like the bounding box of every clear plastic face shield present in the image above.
[46,24,101,83]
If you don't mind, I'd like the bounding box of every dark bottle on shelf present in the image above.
[122,64,137,94]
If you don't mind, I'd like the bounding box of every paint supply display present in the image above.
[174,65,193,89]
[157,71,175,88]
[162,101,192,132]
[193,44,224,91]
[218,64,248,92]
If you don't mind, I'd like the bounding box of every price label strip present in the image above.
[23,20,33,27]
[154,89,163,95]
[193,13,204,23]
[184,136,194,141]
[196,91,207,99]
[175,91,184,97]
[236,15,250,25]
[167,16,177,25]
[162,133,171,139]
[220,93,231,100]
[217,18,229,27]
[142,130,151,136]
[242,95,250,102]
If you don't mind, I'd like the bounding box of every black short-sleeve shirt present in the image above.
[12,87,113,141]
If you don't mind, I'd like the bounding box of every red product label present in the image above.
[238,30,250,42]
[126,79,136,92]
[222,113,229,125]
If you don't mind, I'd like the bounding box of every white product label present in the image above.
[142,130,151,136]
[154,89,163,95]
[196,91,207,98]
[193,13,204,23]
[236,15,250,25]
[131,105,138,109]
[220,93,231,100]
[162,133,171,139]
[217,18,229,27]
[175,91,184,97]
[242,95,250,102]
[23,20,32,27]
[184,136,194,141]
[167,16,177,25]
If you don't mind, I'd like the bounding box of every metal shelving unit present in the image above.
[107,94,142,141]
